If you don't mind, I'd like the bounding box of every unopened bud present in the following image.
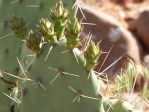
[85,41,100,70]
[26,30,41,54]
[9,16,27,39]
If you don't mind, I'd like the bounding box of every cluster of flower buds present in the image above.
[9,16,27,39]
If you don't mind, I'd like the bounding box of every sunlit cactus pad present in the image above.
[0,0,140,112]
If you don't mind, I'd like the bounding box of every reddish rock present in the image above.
[129,10,149,52]
[77,4,142,75]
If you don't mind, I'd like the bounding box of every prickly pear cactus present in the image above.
[16,3,99,112]
[0,0,75,111]
[13,1,137,112]
[0,0,75,80]
[102,98,138,112]
[0,16,28,81]
[0,1,139,112]
[20,42,100,112]
[16,1,100,111]
[0,0,75,84]
[0,16,27,112]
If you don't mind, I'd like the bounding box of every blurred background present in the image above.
[77,0,149,75]
[76,1,149,111]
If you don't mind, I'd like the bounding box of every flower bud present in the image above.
[9,16,27,39]
[26,30,41,54]
[85,41,100,70]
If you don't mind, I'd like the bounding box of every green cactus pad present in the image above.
[0,0,75,78]
[18,41,100,112]
[103,99,136,112]
[0,1,140,112]
[0,78,14,112]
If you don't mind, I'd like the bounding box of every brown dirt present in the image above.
[79,0,149,28]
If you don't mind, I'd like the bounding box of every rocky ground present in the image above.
[76,0,149,111]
